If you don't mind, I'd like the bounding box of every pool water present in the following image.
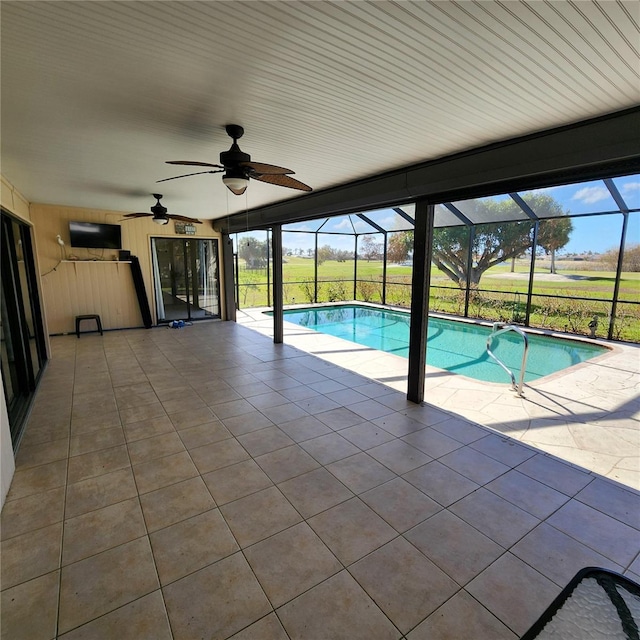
[277,305,608,384]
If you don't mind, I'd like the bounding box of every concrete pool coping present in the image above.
[238,305,640,491]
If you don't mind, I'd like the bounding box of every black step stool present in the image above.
[76,314,103,338]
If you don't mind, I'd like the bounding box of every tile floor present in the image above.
[239,307,640,490]
[2,320,639,639]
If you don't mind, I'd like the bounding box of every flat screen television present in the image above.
[69,221,122,249]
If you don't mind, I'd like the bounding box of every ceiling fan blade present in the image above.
[168,214,203,224]
[242,161,294,175]
[252,173,312,192]
[166,160,224,169]
[123,212,152,219]
[226,184,247,196]
[156,170,224,183]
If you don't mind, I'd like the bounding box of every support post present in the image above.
[525,221,539,326]
[609,211,628,340]
[407,200,434,404]
[314,233,318,303]
[222,234,236,321]
[272,225,284,344]
[266,231,271,307]
[382,232,388,305]
[464,225,475,317]
[354,235,358,300]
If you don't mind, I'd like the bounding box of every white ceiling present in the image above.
[2,1,638,222]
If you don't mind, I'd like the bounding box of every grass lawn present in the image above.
[238,257,640,342]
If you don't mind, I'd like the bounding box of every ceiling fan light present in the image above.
[222,175,249,191]
[153,217,169,225]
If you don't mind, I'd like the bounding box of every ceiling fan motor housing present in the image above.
[220,144,251,172]
[150,194,168,218]
[159,123,311,192]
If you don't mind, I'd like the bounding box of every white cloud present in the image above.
[333,218,353,231]
[571,186,610,204]
[377,215,397,228]
[622,182,640,194]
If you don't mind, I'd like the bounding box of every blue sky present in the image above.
[242,174,640,256]
[527,175,639,254]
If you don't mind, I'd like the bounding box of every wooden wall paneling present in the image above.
[30,204,221,334]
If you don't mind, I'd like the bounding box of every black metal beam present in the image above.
[393,207,415,226]
[272,225,283,344]
[382,232,387,305]
[314,233,318,303]
[609,211,629,340]
[266,231,271,307]
[525,221,539,326]
[407,200,434,404]
[464,225,475,317]
[353,235,358,300]
[604,178,630,213]
[509,193,539,220]
[357,213,386,234]
[221,234,236,321]
[444,203,474,226]
[604,178,630,340]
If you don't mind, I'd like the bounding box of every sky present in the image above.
[527,175,639,254]
[237,174,640,256]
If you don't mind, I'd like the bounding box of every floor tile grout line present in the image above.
[243,312,640,489]
[343,549,454,638]
[55,333,80,640]
[233,514,336,622]
[6,325,638,638]
[114,347,171,616]
[56,588,170,639]
[121,328,208,640]
[463,587,525,637]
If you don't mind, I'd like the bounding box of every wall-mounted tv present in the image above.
[69,221,122,249]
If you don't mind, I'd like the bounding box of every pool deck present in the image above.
[3,317,638,639]
[238,307,640,491]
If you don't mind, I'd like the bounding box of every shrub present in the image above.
[299,279,315,303]
[357,280,379,302]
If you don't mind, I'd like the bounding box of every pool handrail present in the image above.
[486,322,529,396]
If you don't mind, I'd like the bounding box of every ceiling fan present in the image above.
[158,124,312,195]
[122,194,202,225]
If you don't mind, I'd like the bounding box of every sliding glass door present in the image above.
[151,238,220,322]
[1,211,47,447]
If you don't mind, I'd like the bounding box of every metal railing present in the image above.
[486,323,529,396]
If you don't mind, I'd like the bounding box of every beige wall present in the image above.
[1,178,228,505]
[0,386,13,508]
[1,175,31,221]
[31,204,224,334]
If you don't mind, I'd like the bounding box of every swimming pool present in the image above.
[276,304,608,384]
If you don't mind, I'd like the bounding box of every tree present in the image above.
[432,220,532,287]
[431,194,569,287]
[317,244,333,265]
[538,216,573,274]
[238,236,268,269]
[601,244,640,272]
[360,235,383,261]
[388,231,413,263]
